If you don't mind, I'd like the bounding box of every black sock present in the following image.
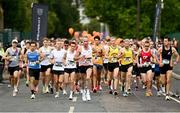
[31,90,34,94]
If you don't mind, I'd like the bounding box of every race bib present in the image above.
[151,64,155,68]
[55,62,63,67]
[162,59,170,64]
[124,57,131,62]
[85,58,92,64]
[29,61,36,66]
[104,58,108,63]
[11,56,17,61]
[143,62,150,67]
[112,57,118,62]
[67,60,75,66]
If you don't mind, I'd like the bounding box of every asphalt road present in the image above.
[0,79,180,112]
[173,62,180,76]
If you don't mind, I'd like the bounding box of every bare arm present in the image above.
[158,47,163,66]
[172,47,179,63]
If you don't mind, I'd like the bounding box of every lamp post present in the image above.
[153,0,164,42]
[136,0,140,39]
[158,0,164,41]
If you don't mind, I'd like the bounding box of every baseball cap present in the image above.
[12,39,18,43]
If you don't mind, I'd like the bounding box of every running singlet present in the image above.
[51,49,66,71]
[121,48,133,65]
[108,46,119,63]
[93,45,103,65]
[27,50,40,69]
[7,47,21,67]
[40,46,51,66]
[162,46,172,65]
[79,46,93,66]
[103,45,109,64]
[140,49,152,67]
[65,50,76,69]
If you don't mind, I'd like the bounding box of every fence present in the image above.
[0,29,32,48]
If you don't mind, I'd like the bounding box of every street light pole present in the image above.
[158,0,164,40]
[153,0,163,42]
[136,0,140,39]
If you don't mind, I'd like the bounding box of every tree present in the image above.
[84,0,180,38]
[1,0,80,38]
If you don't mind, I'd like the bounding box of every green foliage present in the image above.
[84,0,180,38]
[1,0,80,38]
[82,19,100,33]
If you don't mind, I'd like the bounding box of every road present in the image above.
[0,79,180,112]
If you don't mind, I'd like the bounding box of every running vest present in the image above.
[65,49,76,69]
[121,48,133,65]
[140,49,152,67]
[51,49,66,71]
[162,46,172,65]
[40,46,51,66]
[108,46,119,63]
[7,47,21,67]
[79,45,93,66]
[103,45,109,63]
[27,50,40,69]
[93,45,103,65]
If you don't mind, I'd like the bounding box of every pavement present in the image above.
[0,63,179,112]
[173,62,180,79]
[0,79,180,112]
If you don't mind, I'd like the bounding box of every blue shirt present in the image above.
[27,50,40,69]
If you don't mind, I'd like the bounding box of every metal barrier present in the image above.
[0,29,32,48]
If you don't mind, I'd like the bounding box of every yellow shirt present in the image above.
[92,45,103,65]
[121,48,133,65]
[108,46,119,63]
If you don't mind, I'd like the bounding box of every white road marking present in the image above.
[152,85,180,104]
[73,97,77,102]
[68,106,75,113]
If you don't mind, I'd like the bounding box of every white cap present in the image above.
[12,39,18,43]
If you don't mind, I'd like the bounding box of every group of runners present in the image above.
[1,32,179,102]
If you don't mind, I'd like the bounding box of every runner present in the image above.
[119,39,134,97]
[153,42,162,96]
[21,40,30,87]
[92,36,104,93]
[25,41,41,99]
[50,38,66,98]
[132,42,141,90]
[137,40,156,97]
[39,38,52,93]
[75,36,93,101]
[107,38,120,95]
[49,39,56,94]
[64,41,77,100]
[4,39,21,96]
[158,36,179,100]
[102,37,110,84]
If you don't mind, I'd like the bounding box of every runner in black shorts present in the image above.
[158,36,179,100]
[25,41,41,99]
[64,41,77,100]
[5,39,21,97]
